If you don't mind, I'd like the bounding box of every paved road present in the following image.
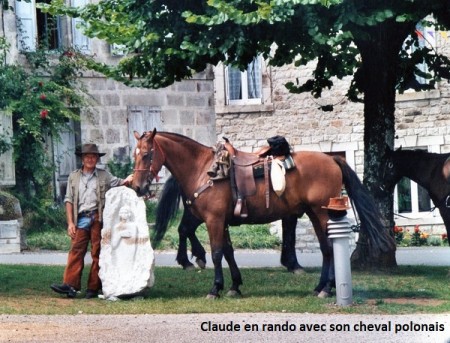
[1,247,449,267]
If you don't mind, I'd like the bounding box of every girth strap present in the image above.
[185,180,214,206]
[264,157,270,208]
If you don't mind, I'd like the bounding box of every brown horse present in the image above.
[154,175,303,273]
[381,146,450,245]
[132,129,393,298]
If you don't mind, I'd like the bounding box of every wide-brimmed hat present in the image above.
[75,143,106,157]
[321,196,351,211]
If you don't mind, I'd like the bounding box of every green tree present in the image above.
[0,38,87,206]
[42,0,450,268]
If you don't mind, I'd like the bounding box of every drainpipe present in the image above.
[327,210,353,306]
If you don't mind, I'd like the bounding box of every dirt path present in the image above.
[1,313,449,343]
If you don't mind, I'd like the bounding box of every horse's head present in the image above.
[132,128,165,197]
[380,145,402,192]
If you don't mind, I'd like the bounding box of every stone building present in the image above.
[1,1,450,253]
[212,26,450,251]
[0,1,216,253]
[2,0,216,202]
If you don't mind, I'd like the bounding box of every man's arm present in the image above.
[65,202,76,239]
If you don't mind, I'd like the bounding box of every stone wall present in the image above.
[215,35,450,253]
[72,36,217,162]
[79,70,216,161]
[1,5,217,253]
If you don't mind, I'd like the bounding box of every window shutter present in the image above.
[71,0,90,53]
[127,106,163,155]
[127,106,165,182]
[224,65,230,105]
[0,112,15,186]
[15,0,37,51]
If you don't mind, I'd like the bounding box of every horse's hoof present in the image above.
[291,268,306,275]
[196,258,206,269]
[226,290,242,297]
[317,290,331,298]
[183,264,196,271]
[206,293,219,300]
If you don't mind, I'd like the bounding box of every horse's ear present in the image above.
[395,146,402,152]
[134,131,141,140]
[151,128,157,137]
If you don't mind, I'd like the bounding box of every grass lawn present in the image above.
[26,222,281,252]
[0,264,449,315]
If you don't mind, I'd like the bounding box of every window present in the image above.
[15,0,89,53]
[394,148,431,214]
[16,0,61,51]
[226,57,262,105]
[396,177,431,213]
[401,18,436,91]
[413,21,435,86]
[110,43,127,56]
[36,0,61,50]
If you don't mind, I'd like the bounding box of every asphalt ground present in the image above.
[1,247,449,267]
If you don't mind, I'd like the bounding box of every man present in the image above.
[50,144,133,299]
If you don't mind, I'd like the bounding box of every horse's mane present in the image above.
[396,148,450,161]
[157,131,212,150]
[392,149,450,188]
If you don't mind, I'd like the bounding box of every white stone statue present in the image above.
[99,187,155,300]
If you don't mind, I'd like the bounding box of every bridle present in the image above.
[379,157,395,193]
[133,133,166,183]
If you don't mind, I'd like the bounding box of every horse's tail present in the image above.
[333,156,395,255]
[153,176,182,244]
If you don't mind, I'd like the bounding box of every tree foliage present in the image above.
[41,0,450,94]
[0,36,88,202]
[41,0,450,267]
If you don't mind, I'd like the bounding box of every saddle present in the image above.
[208,136,295,218]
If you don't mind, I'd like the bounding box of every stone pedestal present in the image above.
[0,191,23,253]
[0,220,20,253]
[99,187,155,300]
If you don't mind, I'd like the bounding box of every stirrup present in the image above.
[234,198,243,217]
[240,200,248,218]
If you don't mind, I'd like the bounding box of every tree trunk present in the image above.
[350,22,409,269]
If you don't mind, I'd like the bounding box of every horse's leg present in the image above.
[188,232,207,269]
[280,215,304,274]
[177,209,207,269]
[185,213,207,268]
[222,227,243,297]
[206,221,226,299]
[176,209,196,270]
[316,239,335,298]
[438,206,450,246]
[307,209,334,298]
